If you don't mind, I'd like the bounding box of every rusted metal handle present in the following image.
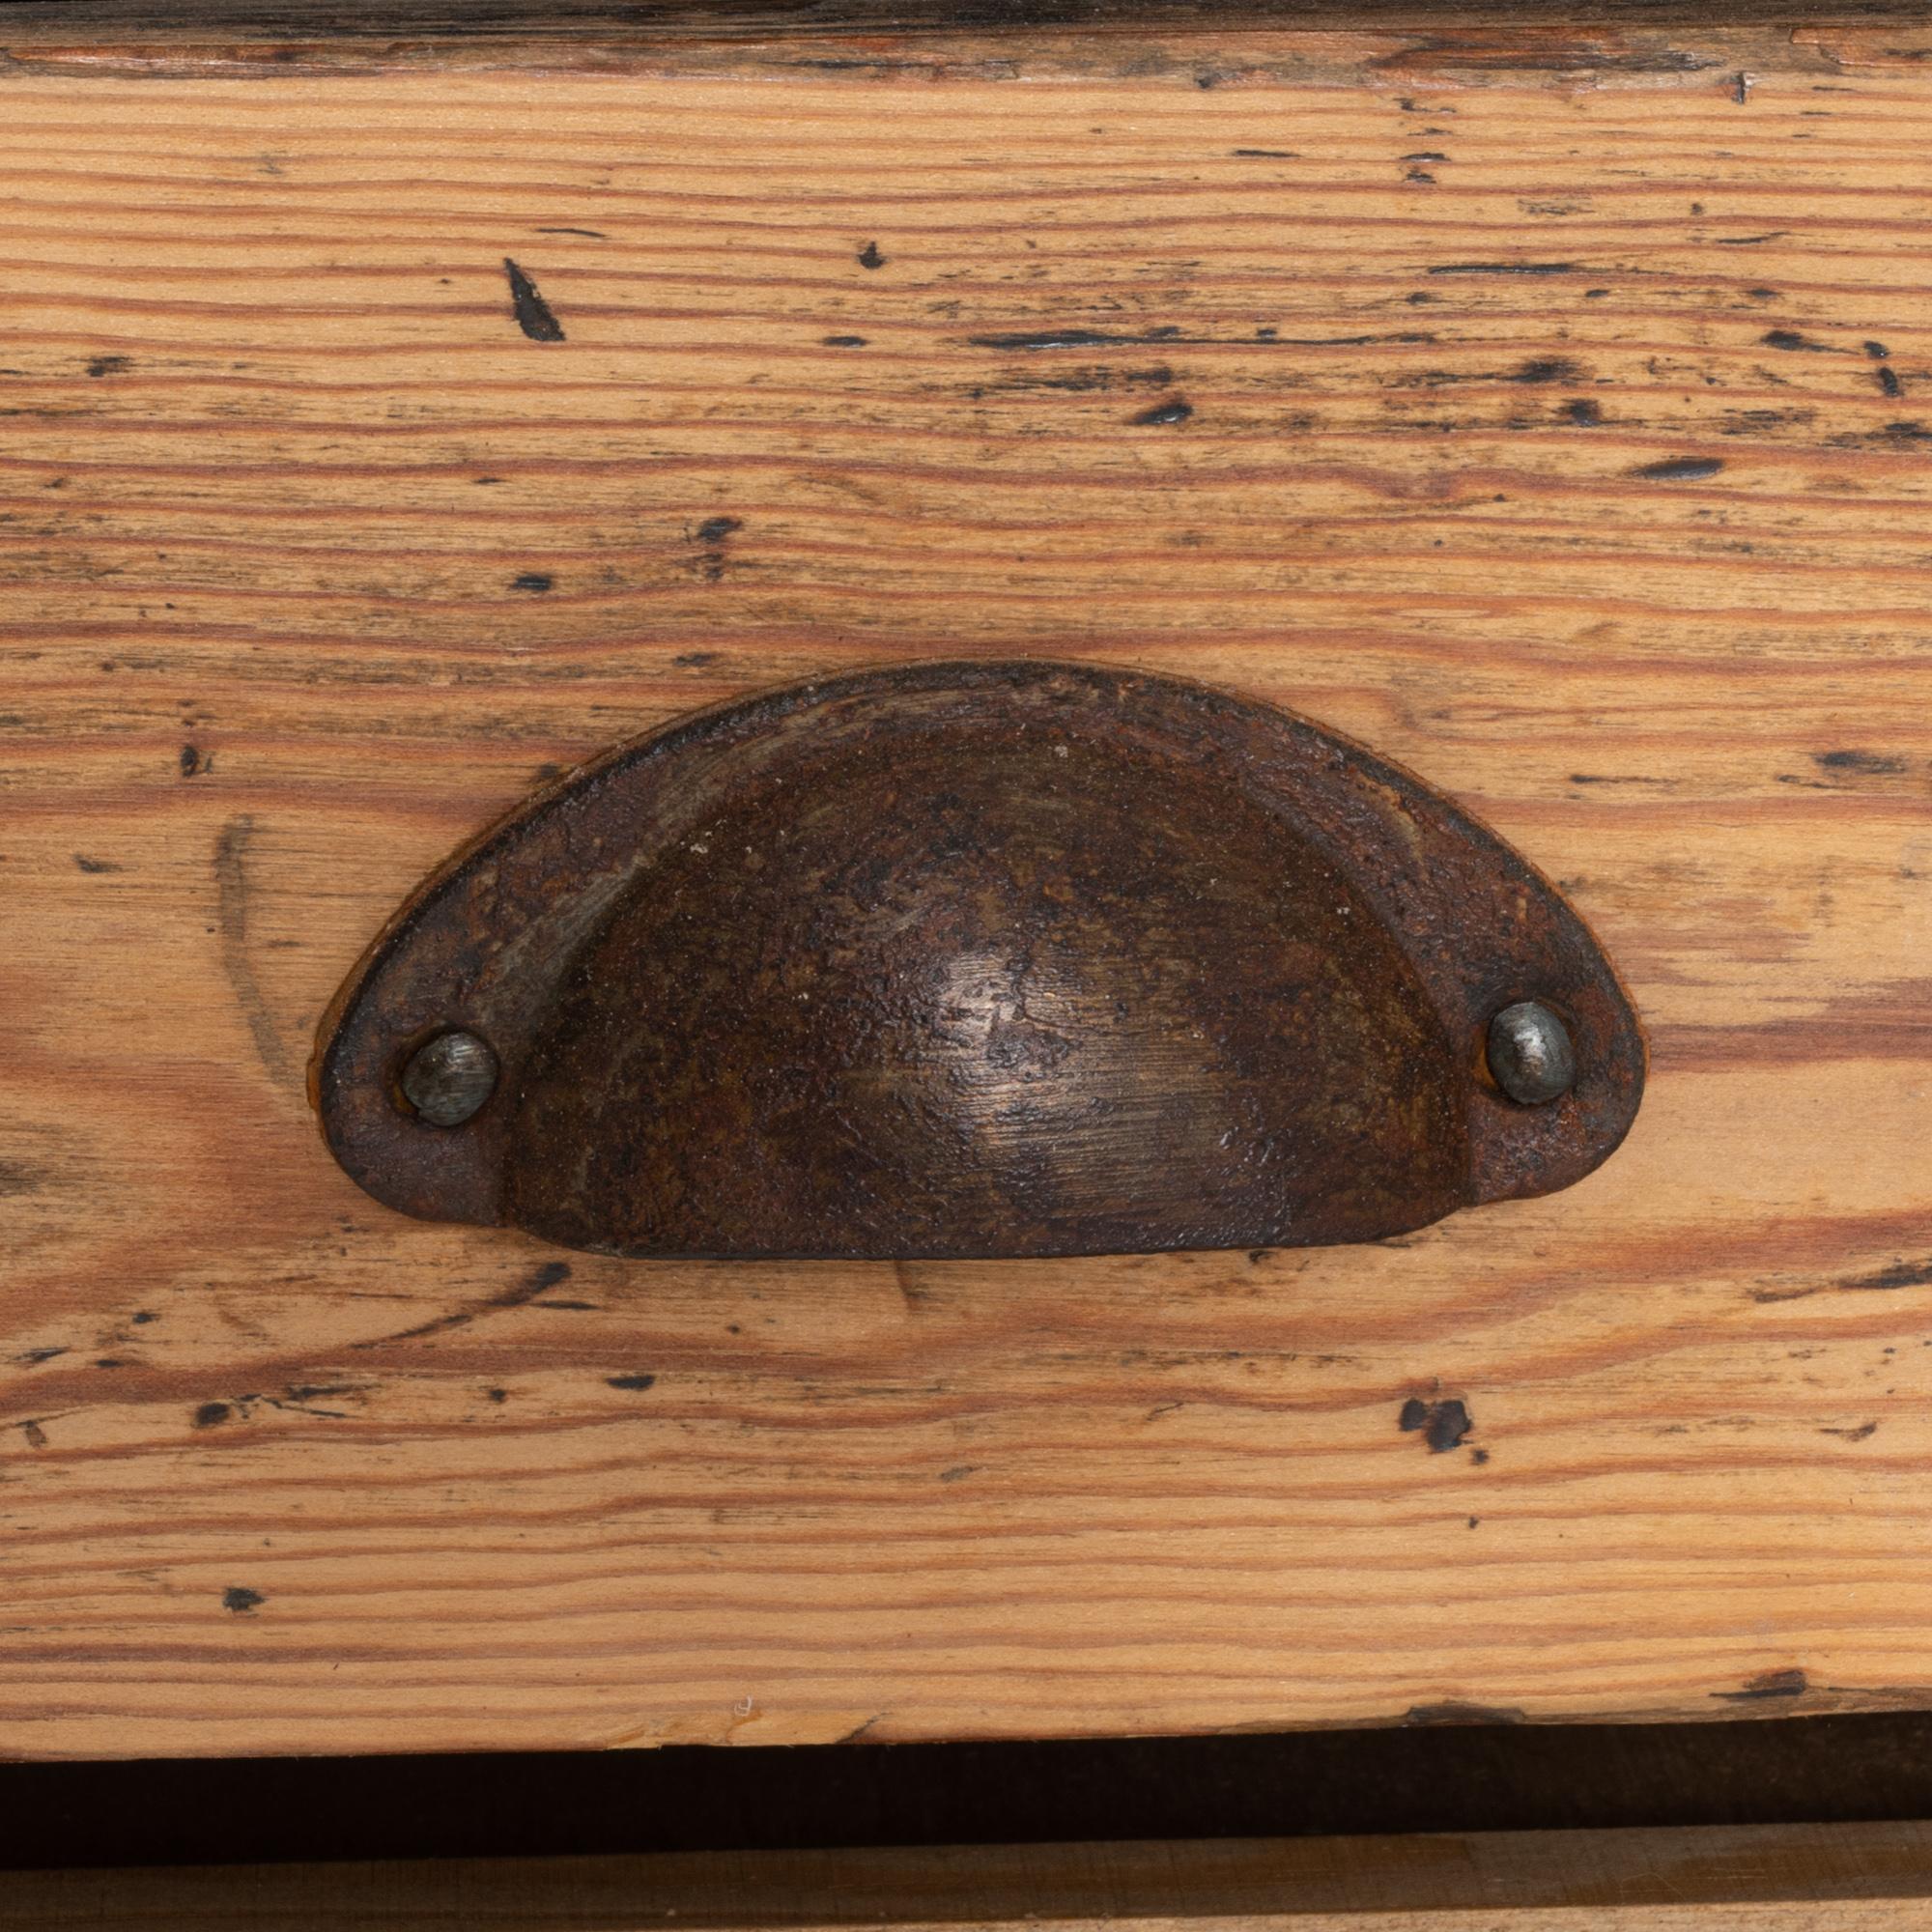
[311,661,1644,1262]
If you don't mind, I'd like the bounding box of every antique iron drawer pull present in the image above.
[312,661,1643,1260]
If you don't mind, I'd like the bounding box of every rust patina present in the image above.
[311,660,1644,1260]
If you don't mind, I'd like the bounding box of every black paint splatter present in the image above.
[1399,1397,1473,1453]
[1634,456,1723,480]
[1130,397,1193,426]
[503,259,565,342]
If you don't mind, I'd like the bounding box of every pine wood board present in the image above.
[1,16,1930,1759]
[10,1824,1932,1930]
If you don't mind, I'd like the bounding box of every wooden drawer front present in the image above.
[2,10,1930,1758]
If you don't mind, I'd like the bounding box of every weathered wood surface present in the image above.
[11,1824,1932,1930]
[2,14,1931,1759]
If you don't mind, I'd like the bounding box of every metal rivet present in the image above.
[400,1030,497,1127]
[1487,1001,1575,1105]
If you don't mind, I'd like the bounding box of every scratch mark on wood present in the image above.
[1428,262,1579,277]
[353,1261,574,1349]
[213,815,293,1088]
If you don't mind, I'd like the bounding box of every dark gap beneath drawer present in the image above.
[6,1713,1932,1870]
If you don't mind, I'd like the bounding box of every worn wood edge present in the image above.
[2,0,1927,84]
[8,1823,1932,1927]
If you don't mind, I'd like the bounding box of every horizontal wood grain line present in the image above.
[25,518,1932,570]
[3,361,1926,399]
[14,175,1932,218]
[11,451,1932,511]
[14,580,1932,632]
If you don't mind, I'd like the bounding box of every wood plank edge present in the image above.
[0,3,1923,84]
[8,1822,1932,1927]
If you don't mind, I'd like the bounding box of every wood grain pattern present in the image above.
[1,15,1930,1759]
[11,1824,1932,1930]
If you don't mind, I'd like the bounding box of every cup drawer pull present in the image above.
[311,659,1644,1261]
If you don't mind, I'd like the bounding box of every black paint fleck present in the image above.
[1715,1667,1806,1701]
[607,1373,658,1391]
[222,1586,265,1614]
[857,241,886,270]
[694,516,742,584]
[1130,396,1193,426]
[86,355,130,378]
[1508,356,1586,384]
[1634,456,1724,480]
[1562,398,1604,426]
[503,258,565,343]
[1400,1397,1473,1453]
[193,1402,232,1428]
[1815,750,1907,776]
[180,745,207,778]
[510,572,554,593]
[1844,1257,1932,1291]
[823,334,867,347]
[1761,328,1831,353]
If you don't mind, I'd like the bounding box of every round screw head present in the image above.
[1487,1000,1576,1105]
[400,1030,497,1126]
